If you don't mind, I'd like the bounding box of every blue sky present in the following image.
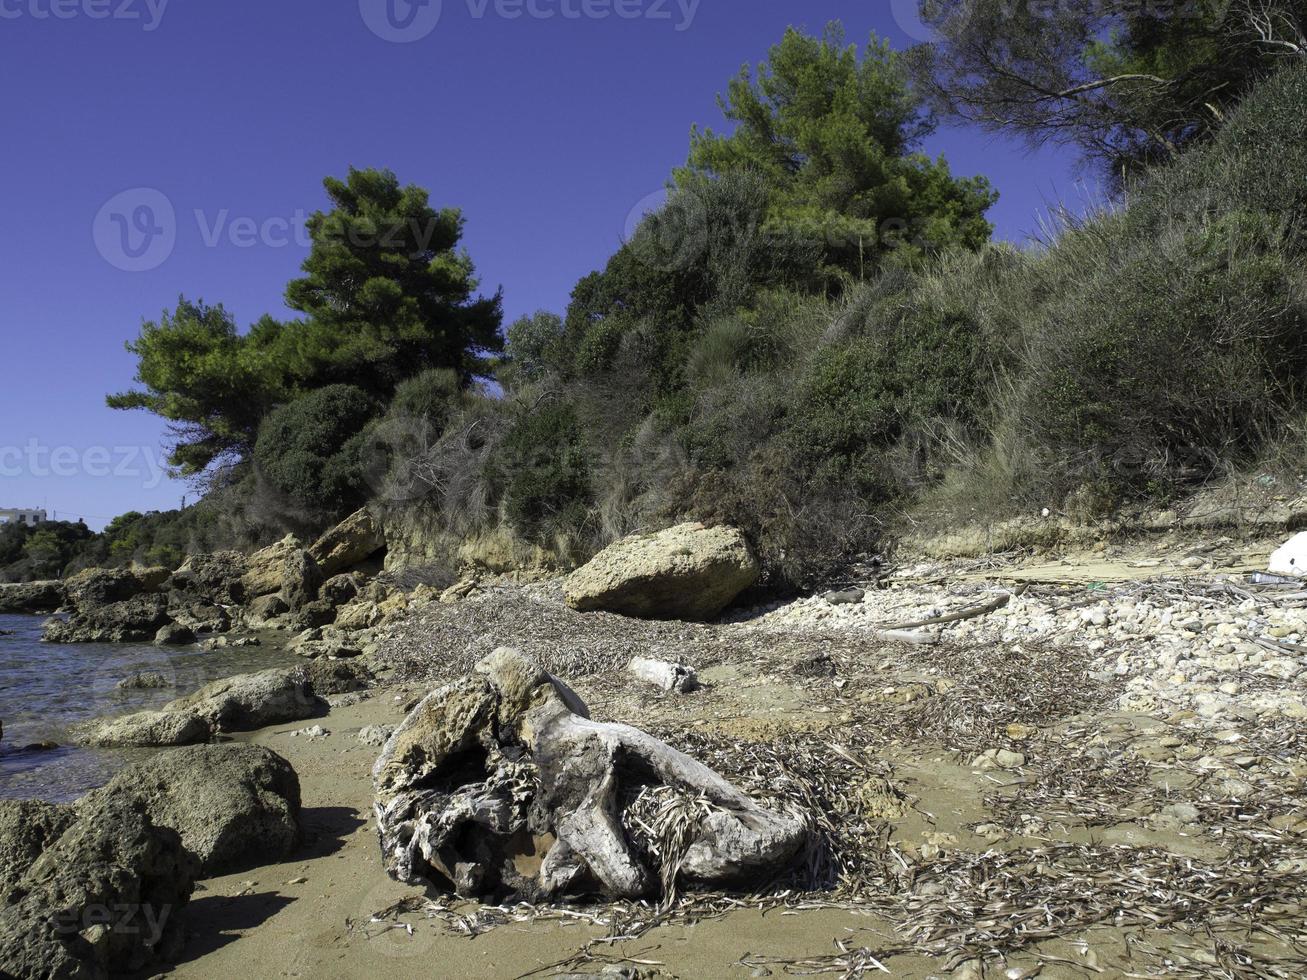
[0,0,1090,530]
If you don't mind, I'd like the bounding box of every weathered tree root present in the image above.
[373,648,807,901]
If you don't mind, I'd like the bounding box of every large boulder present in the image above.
[164,667,317,731]
[279,550,324,612]
[64,566,154,611]
[301,658,374,696]
[0,799,197,980]
[80,667,319,748]
[241,534,304,596]
[0,800,76,892]
[0,580,66,614]
[80,709,212,748]
[309,508,384,577]
[77,745,301,876]
[43,593,173,644]
[167,598,231,635]
[564,522,760,621]
[170,552,248,606]
[245,592,290,628]
[373,649,806,901]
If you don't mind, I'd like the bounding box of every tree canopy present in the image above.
[680,23,996,278]
[285,167,503,395]
[910,0,1307,180]
[106,299,287,474]
[108,168,502,477]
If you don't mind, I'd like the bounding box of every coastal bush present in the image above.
[253,385,380,529]
[485,400,593,544]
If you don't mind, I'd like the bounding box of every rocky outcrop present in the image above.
[64,566,157,610]
[309,508,385,577]
[0,799,197,980]
[0,580,65,614]
[43,592,173,644]
[241,534,304,596]
[278,550,323,612]
[564,523,760,621]
[77,745,301,876]
[170,552,248,606]
[167,599,231,635]
[0,800,75,892]
[373,649,806,901]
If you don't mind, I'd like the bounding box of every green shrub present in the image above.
[1013,209,1307,492]
[486,401,593,542]
[254,385,380,527]
[388,368,462,429]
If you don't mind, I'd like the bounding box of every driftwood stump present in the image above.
[372,648,806,900]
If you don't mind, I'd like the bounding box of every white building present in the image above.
[0,508,47,528]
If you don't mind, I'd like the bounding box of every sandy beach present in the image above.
[144,534,1307,978]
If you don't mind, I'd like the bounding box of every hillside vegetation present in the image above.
[16,14,1302,589]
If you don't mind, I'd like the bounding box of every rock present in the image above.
[246,592,290,627]
[291,625,365,660]
[277,549,323,611]
[154,623,196,646]
[81,667,318,748]
[164,667,318,732]
[320,573,360,609]
[0,800,75,892]
[301,659,374,696]
[1269,532,1307,576]
[373,648,806,901]
[64,566,155,611]
[43,593,173,644]
[289,597,339,631]
[80,709,212,748]
[971,748,1027,771]
[117,671,171,691]
[76,744,301,877]
[334,599,381,631]
[628,656,698,693]
[309,508,385,577]
[0,580,65,614]
[564,523,760,621]
[822,588,865,605]
[170,551,249,606]
[358,725,394,747]
[167,599,231,635]
[241,534,304,597]
[0,799,197,979]
[289,725,328,739]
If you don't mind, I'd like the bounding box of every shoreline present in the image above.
[6,528,1307,978]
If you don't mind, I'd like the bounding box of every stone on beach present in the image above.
[564,522,760,621]
[77,744,301,876]
[80,667,320,747]
[0,799,197,980]
[628,656,698,693]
